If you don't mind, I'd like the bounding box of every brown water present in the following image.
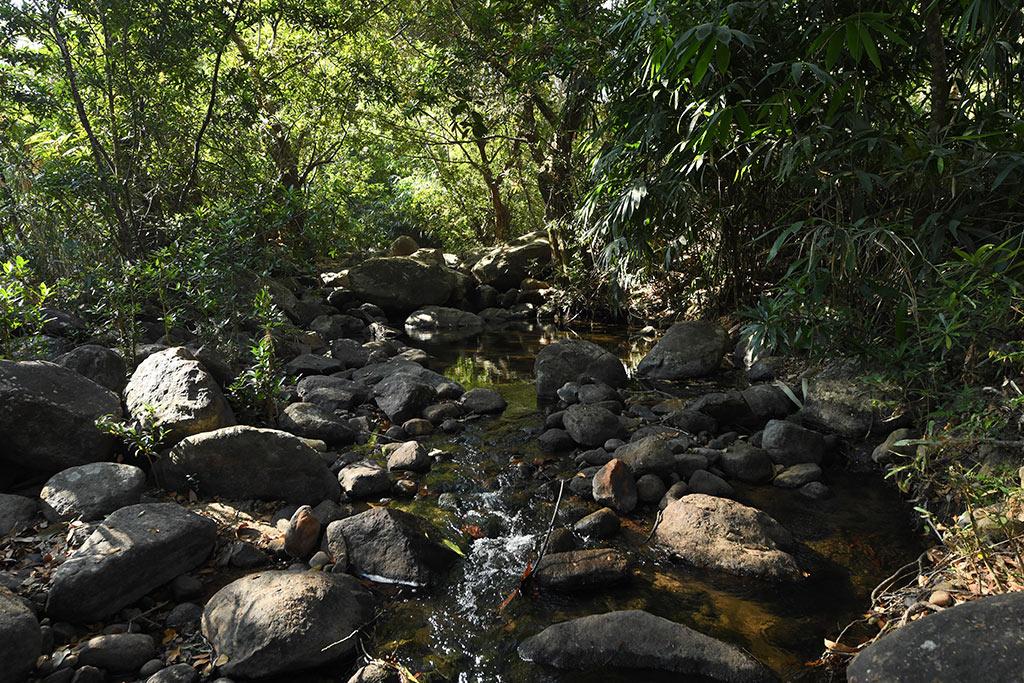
[362,323,921,682]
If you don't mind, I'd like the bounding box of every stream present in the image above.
[362,324,921,682]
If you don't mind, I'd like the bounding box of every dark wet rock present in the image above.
[70,666,103,683]
[544,410,565,429]
[124,347,234,444]
[708,432,739,449]
[339,462,392,499]
[405,306,483,332]
[423,401,465,424]
[740,384,798,427]
[687,470,735,498]
[613,435,675,477]
[718,443,774,484]
[333,507,459,587]
[563,404,626,447]
[534,548,632,591]
[386,441,430,473]
[518,609,775,682]
[47,503,216,622]
[539,428,574,453]
[556,382,580,404]
[0,360,122,474]
[312,499,351,527]
[146,663,199,683]
[226,541,269,569]
[573,507,620,539]
[656,494,801,581]
[401,417,433,436]
[660,481,689,509]
[159,426,339,503]
[686,390,752,428]
[577,382,621,405]
[674,452,709,478]
[280,402,357,445]
[592,459,637,514]
[871,427,917,465]
[0,494,37,537]
[799,481,831,500]
[773,463,822,488]
[330,338,371,369]
[568,473,594,499]
[471,235,552,291]
[347,257,460,315]
[847,592,1024,683]
[535,340,627,402]
[800,361,905,437]
[373,372,437,423]
[310,314,365,342]
[297,375,369,411]
[635,473,667,504]
[460,387,507,414]
[576,448,612,466]
[761,420,827,466]
[283,505,321,560]
[203,571,373,679]
[636,321,729,380]
[285,353,345,376]
[0,587,41,683]
[77,633,155,672]
[55,344,126,393]
[40,462,146,522]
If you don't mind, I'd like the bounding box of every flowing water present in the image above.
[362,324,921,682]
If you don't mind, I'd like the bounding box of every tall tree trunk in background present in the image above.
[924,0,949,134]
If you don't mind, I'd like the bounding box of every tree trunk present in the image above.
[924,1,949,133]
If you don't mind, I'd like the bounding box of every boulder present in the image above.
[284,353,345,376]
[0,587,40,683]
[663,409,718,434]
[158,426,339,503]
[390,235,419,256]
[761,420,827,466]
[563,404,626,447]
[636,321,729,380]
[124,347,234,444]
[800,361,905,437]
[574,507,620,539]
[656,494,801,581]
[279,402,356,445]
[47,503,217,622]
[347,257,459,315]
[636,473,667,503]
[386,441,430,473]
[330,338,371,369]
[539,428,575,453]
[310,314,365,342]
[718,443,774,484]
[373,372,437,423]
[535,340,626,402]
[283,505,321,560]
[203,571,373,679]
[297,375,369,411]
[460,387,507,415]
[338,462,392,499]
[404,306,483,332]
[0,494,36,537]
[773,463,822,488]
[471,236,552,291]
[847,592,1024,683]
[533,548,633,591]
[0,360,121,473]
[40,462,146,522]
[77,633,156,672]
[518,609,775,682]
[688,470,735,498]
[612,435,676,476]
[55,344,126,393]
[592,459,637,514]
[333,507,459,587]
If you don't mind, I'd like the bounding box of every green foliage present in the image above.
[96,404,168,470]
[0,257,52,359]
[228,287,286,424]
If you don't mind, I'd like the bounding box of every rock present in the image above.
[800,361,905,437]
[55,344,126,393]
[423,401,464,424]
[404,306,483,332]
[284,353,345,376]
[47,503,217,622]
[279,402,356,445]
[333,507,458,587]
[170,574,203,601]
[283,506,321,560]
[592,460,637,514]
[663,409,718,434]
[871,427,917,464]
[533,548,632,591]
[578,383,620,405]
[339,462,392,499]
[718,443,774,484]
[159,426,339,503]
[310,313,365,342]
[0,587,41,683]
[402,418,434,436]
[348,661,400,683]
[635,473,667,504]
[297,375,369,411]
[330,338,371,369]
[563,404,626,447]
[636,321,729,380]
[347,257,459,315]
[460,387,507,414]
[518,609,775,682]
[0,494,37,537]
[573,507,620,539]
[146,663,198,683]
[124,347,234,444]
[226,541,269,569]
[538,428,574,453]
[799,481,830,499]
[535,340,627,403]
[320,520,350,570]
[613,435,676,476]
[70,666,103,683]
[77,633,155,673]
[0,360,122,473]
[748,357,784,383]
[471,236,552,291]
[688,470,735,498]
[674,452,710,478]
[660,481,689,509]
[202,571,373,678]
[40,463,146,522]
[773,463,822,488]
[761,420,827,466]
[848,592,1024,683]
[386,441,430,473]
[928,589,953,607]
[373,372,437,423]
[656,494,801,581]
[390,235,419,256]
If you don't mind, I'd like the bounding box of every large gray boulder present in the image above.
[656,494,801,581]
[55,344,126,393]
[296,375,369,411]
[563,404,626,447]
[124,347,234,444]
[612,435,676,476]
[761,420,827,466]
[0,587,41,683]
[203,571,373,679]
[347,257,460,315]
[471,235,552,291]
[0,494,37,537]
[373,372,438,423]
[47,503,216,622]
[40,462,146,522]
[847,592,1024,683]
[0,360,122,473]
[279,402,356,445]
[800,361,905,437]
[637,321,729,380]
[535,340,627,402]
[518,610,775,682]
[332,507,459,587]
[157,426,339,503]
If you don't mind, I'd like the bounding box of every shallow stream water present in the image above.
[363,324,921,682]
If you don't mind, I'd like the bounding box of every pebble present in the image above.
[76,632,156,672]
[928,589,953,607]
[283,505,321,560]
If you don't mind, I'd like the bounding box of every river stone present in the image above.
[373,372,437,423]
[339,462,392,499]
[158,426,339,503]
[297,375,369,411]
[592,459,637,514]
[283,505,321,560]
[533,548,633,591]
[330,338,371,369]
[636,321,729,380]
[761,420,827,466]
[773,463,822,488]
[203,571,373,678]
[423,401,465,424]
[0,587,41,683]
[518,609,775,682]
[347,257,459,314]
[656,494,801,582]
[663,409,718,434]
[40,462,146,522]
[77,633,156,672]
[460,387,507,414]
[47,503,217,622]
[310,313,365,342]
[55,344,126,393]
[800,361,905,437]
[535,340,627,402]
[847,592,1024,683]
[0,494,37,537]
[124,347,234,445]
[563,404,626,447]
[284,353,345,376]
[334,507,458,587]
[146,663,199,683]
[404,306,483,332]
[539,428,575,453]
[719,443,774,484]
[0,360,122,473]
[636,473,668,503]
[279,402,356,445]
[613,435,676,476]
[386,441,430,473]
[471,235,552,291]
[687,471,735,498]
